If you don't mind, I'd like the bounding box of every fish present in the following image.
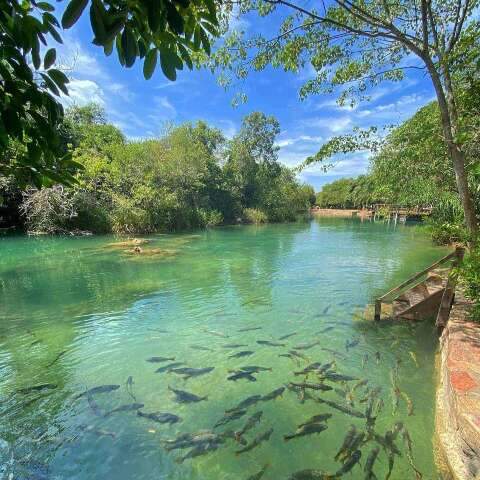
[364,446,380,479]
[214,409,247,428]
[288,350,310,360]
[176,441,221,463]
[226,394,263,413]
[320,348,347,358]
[261,387,285,401]
[79,424,116,438]
[374,351,381,364]
[247,463,270,480]
[30,339,42,346]
[319,372,357,382]
[137,410,181,424]
[170,367,215,380]
[288,382,332,392]
[104,403,144,416]
[162,430,223,450]
[278,332,297,340]
[316,326,334,334]
[402,428,423,479]
[228,371,257,382]
[409,351,419,368]
[235,428,273,455]
[126,376,136,401]
[238,326,262,332]
[284,422,327,441]
[235,411,263,440]
[168,386,208,403]
[334,425,357,461]
[17,384,57,395]
[147,328,169,333]
[75,384,120,399]
[335,450,361,475]
[87,393,103,416]
[386,451,395,480]
[374,431,402,456]
[298,414,332,428]
[338,432,365,462]
[352,378,369,392]
[345,338,360,351]
[315,397,366,418]
[294,362,323,375]
[190,345,213,352]
[288,470,331,479]
[294,340,320,350]
[257,340,286,347]
[146,356,175,363]
[322,305,331,314]
[239,366,272,373]
[155,362,184,373]
[362,353,369,368]
[229,350,254,358]
[46,350,67,368]
[203,329,229,338]
[223,344,248,348]
[401,390,414,416]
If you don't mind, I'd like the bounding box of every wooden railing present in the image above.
[374,247,464,321]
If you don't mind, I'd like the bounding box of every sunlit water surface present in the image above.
[0,218,449,479]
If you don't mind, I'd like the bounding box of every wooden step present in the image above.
[395,288,445,320]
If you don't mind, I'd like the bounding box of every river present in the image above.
[0,218,448,479]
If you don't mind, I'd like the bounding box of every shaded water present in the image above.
[0,218,448,479]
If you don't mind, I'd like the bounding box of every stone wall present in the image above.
[436,290,480,479]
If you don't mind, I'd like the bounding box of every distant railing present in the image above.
[374,247,464,321]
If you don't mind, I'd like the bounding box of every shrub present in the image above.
[428,220,468,245]
[459,249,480,322]
[243,208,267,224]
[20,186,76,234]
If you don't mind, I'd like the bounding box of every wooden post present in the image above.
[374,300,381,321]
[435,247,465,328]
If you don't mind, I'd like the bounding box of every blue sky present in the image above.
[57,12,436,191]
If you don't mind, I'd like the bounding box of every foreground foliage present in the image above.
[0,0,220,187]
[2,105,314,234]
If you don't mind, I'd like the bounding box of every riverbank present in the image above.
[436,288,480,479]
[310,207,372,218]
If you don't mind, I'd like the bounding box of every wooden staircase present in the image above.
[374,248,464,324]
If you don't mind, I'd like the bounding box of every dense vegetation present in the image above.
[0,105,314,234]
[315,87,480,319]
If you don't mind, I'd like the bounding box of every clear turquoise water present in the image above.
[0,218,448,479]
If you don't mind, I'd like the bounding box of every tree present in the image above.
[212,0,480,235]
[0,0,220,186]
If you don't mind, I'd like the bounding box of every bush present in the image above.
[428,220,468,245]
[20,186,76,234]
[459,249,480,322]
[243,208,267,224]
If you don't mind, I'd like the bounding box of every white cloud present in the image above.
[305,116,352,134]
[61,79,105,107]
[153,96,177,116]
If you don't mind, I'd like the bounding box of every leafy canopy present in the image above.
[0,0,220,186]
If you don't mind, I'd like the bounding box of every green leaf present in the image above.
[90,0,107,44]
[31,38,41,69]
[147,0,161,32]
[44,48,56,69]
[46,23,63,43]
[37,2,55,12]
[104,39,114,56]
[143,48,158,79]
[62,0,89,29]
[48,69,69,94]
[121,27,137,68]
[160,48,177,81]
[178,43,193,69]
[166,3,184,34]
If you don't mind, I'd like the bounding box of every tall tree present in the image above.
[213,0,480,234]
